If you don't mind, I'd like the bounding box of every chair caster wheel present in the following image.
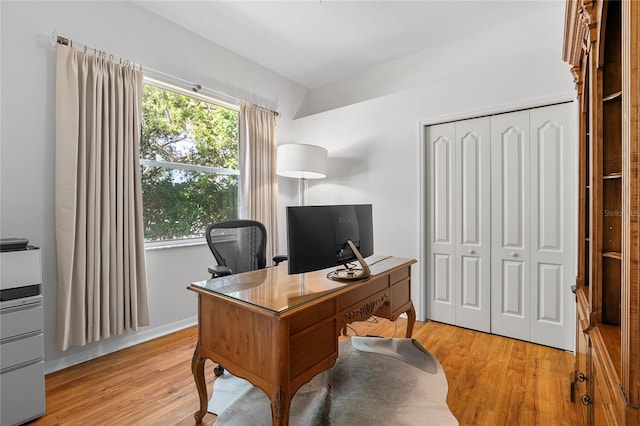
[214,365,224,377]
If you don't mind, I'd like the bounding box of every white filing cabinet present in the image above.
[1,247,46,426]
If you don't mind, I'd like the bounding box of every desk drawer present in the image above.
[289,299,335,336]
[376,277,411,318]
[390,278,411,309]
[290,319,336,379]
[337,276,388,311]
[390,266,410,285]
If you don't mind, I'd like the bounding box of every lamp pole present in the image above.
[298,178,308,206]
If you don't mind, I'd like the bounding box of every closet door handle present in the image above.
[510,252,518,258]
[468,249,475,255]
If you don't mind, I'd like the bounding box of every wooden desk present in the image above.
[188,256,416,425]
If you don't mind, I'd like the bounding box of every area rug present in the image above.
[208,337,458,425]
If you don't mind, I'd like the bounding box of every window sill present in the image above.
[145,238,207,251]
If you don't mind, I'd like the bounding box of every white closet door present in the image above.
[426,103,575,350]
[454,118,491,332]
[529,103,575,349]
[490,110,531,341]
[426,123,456,324]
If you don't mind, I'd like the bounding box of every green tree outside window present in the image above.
[140,84,239,241]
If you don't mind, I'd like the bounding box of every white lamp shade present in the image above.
[276,144,328,179]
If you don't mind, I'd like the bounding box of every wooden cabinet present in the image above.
[563,0,640,424]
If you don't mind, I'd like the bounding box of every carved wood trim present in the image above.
[340,293,388,328]
[271,385,284,424]
[571,65,583,95]
[564,0,598,90]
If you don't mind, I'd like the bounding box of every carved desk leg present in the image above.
[270,385,291,426]
[405,301,416,338]
[191,342,208,423]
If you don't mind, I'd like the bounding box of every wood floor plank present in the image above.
[29,319,578,425]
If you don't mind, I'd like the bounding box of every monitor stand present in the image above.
[327,240,371,282]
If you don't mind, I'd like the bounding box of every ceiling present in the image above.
[135,1,563,89]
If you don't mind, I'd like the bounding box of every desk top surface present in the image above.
[189,255,416,314]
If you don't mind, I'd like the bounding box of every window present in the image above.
[140,80,239,243]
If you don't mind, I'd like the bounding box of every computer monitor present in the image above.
[286,204,373,281]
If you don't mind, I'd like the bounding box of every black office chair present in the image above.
[206,219,266,278]
[204,219,286,375]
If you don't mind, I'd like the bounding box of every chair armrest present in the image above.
[208,265,232,278]
[273,255,288,266]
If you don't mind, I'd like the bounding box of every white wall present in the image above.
[287,5,577,321]
[0,1,306,372]
[296,3,572,118]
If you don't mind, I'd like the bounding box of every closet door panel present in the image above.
[529,103,575,350]
[491,110,531,341]
[426,123,456,324]
[433,254,452,306]
[502,260,525,317]
[425,103,575,350]
[455,117,491,332]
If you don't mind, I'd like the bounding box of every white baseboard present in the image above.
[44,316,198,374]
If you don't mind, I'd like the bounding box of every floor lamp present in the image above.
[276,144,328,206]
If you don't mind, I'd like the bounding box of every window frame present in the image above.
[141,77,240,249]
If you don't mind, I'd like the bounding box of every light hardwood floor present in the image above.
[30,319,578,425]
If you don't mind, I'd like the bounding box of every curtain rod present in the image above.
[54,34,279,117]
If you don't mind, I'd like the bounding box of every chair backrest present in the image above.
[205,220,267,275]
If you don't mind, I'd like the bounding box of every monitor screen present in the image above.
[286,204,373,275]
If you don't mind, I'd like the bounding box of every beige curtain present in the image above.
[55,44,149,351]
[238,101,279,261]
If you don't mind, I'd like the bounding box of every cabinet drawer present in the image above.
[0,360,45,426]
[0,333,44,370]
[0,249,41,290]
[1,301,43,339]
